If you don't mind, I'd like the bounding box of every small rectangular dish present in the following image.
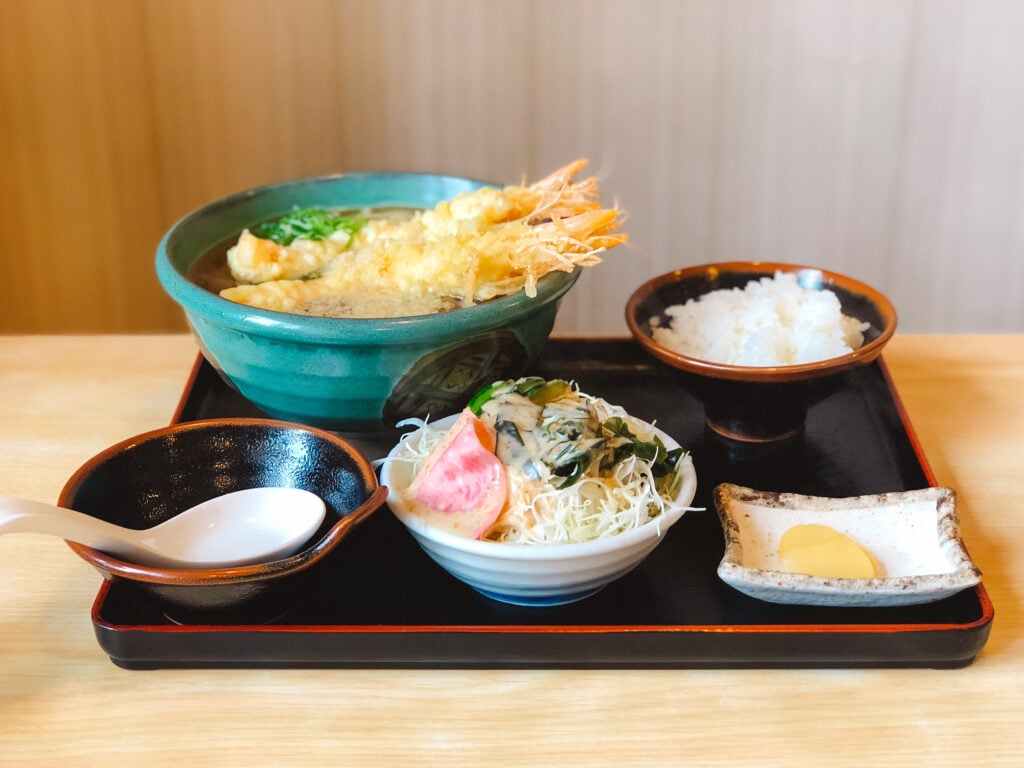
[714,484,982,607]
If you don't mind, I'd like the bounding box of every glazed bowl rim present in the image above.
[155,171,582,343]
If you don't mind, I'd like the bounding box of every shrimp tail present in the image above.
[528,209,628,253]
[526,159,590,193]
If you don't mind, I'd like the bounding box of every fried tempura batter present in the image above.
[219,160,627,318]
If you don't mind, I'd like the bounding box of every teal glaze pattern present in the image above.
[157,173,580,431]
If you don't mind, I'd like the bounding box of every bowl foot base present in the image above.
[704,409,807,443]
[471,585,605,607]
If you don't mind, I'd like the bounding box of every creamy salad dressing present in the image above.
[481,393,598,485]
[473,379,691,544]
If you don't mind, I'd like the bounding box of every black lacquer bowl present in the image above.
[626,262,898,442]
[60,418,386,623]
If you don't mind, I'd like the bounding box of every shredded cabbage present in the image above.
[387,385,692,545]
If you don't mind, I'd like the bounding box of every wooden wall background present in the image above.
[2,0,1023,335]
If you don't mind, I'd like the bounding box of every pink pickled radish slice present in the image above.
[408,409,508,539]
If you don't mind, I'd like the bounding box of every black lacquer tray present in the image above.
[90,339,993,669]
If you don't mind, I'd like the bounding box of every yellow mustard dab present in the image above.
[778,524,877,579]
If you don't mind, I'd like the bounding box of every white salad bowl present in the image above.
[379,414,698,606]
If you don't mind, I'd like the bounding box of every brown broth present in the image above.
[187,235,239,294]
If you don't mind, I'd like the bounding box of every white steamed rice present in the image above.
[650,271,869,366]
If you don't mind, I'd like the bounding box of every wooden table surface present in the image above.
[1,335,1020,767]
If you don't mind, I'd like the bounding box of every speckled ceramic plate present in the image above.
[714,484,982,607]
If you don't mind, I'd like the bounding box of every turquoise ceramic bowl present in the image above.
[156,173,580,431]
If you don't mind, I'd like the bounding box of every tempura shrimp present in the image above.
[219,159,627,318]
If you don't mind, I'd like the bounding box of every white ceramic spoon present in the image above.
[0,487,327,569]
